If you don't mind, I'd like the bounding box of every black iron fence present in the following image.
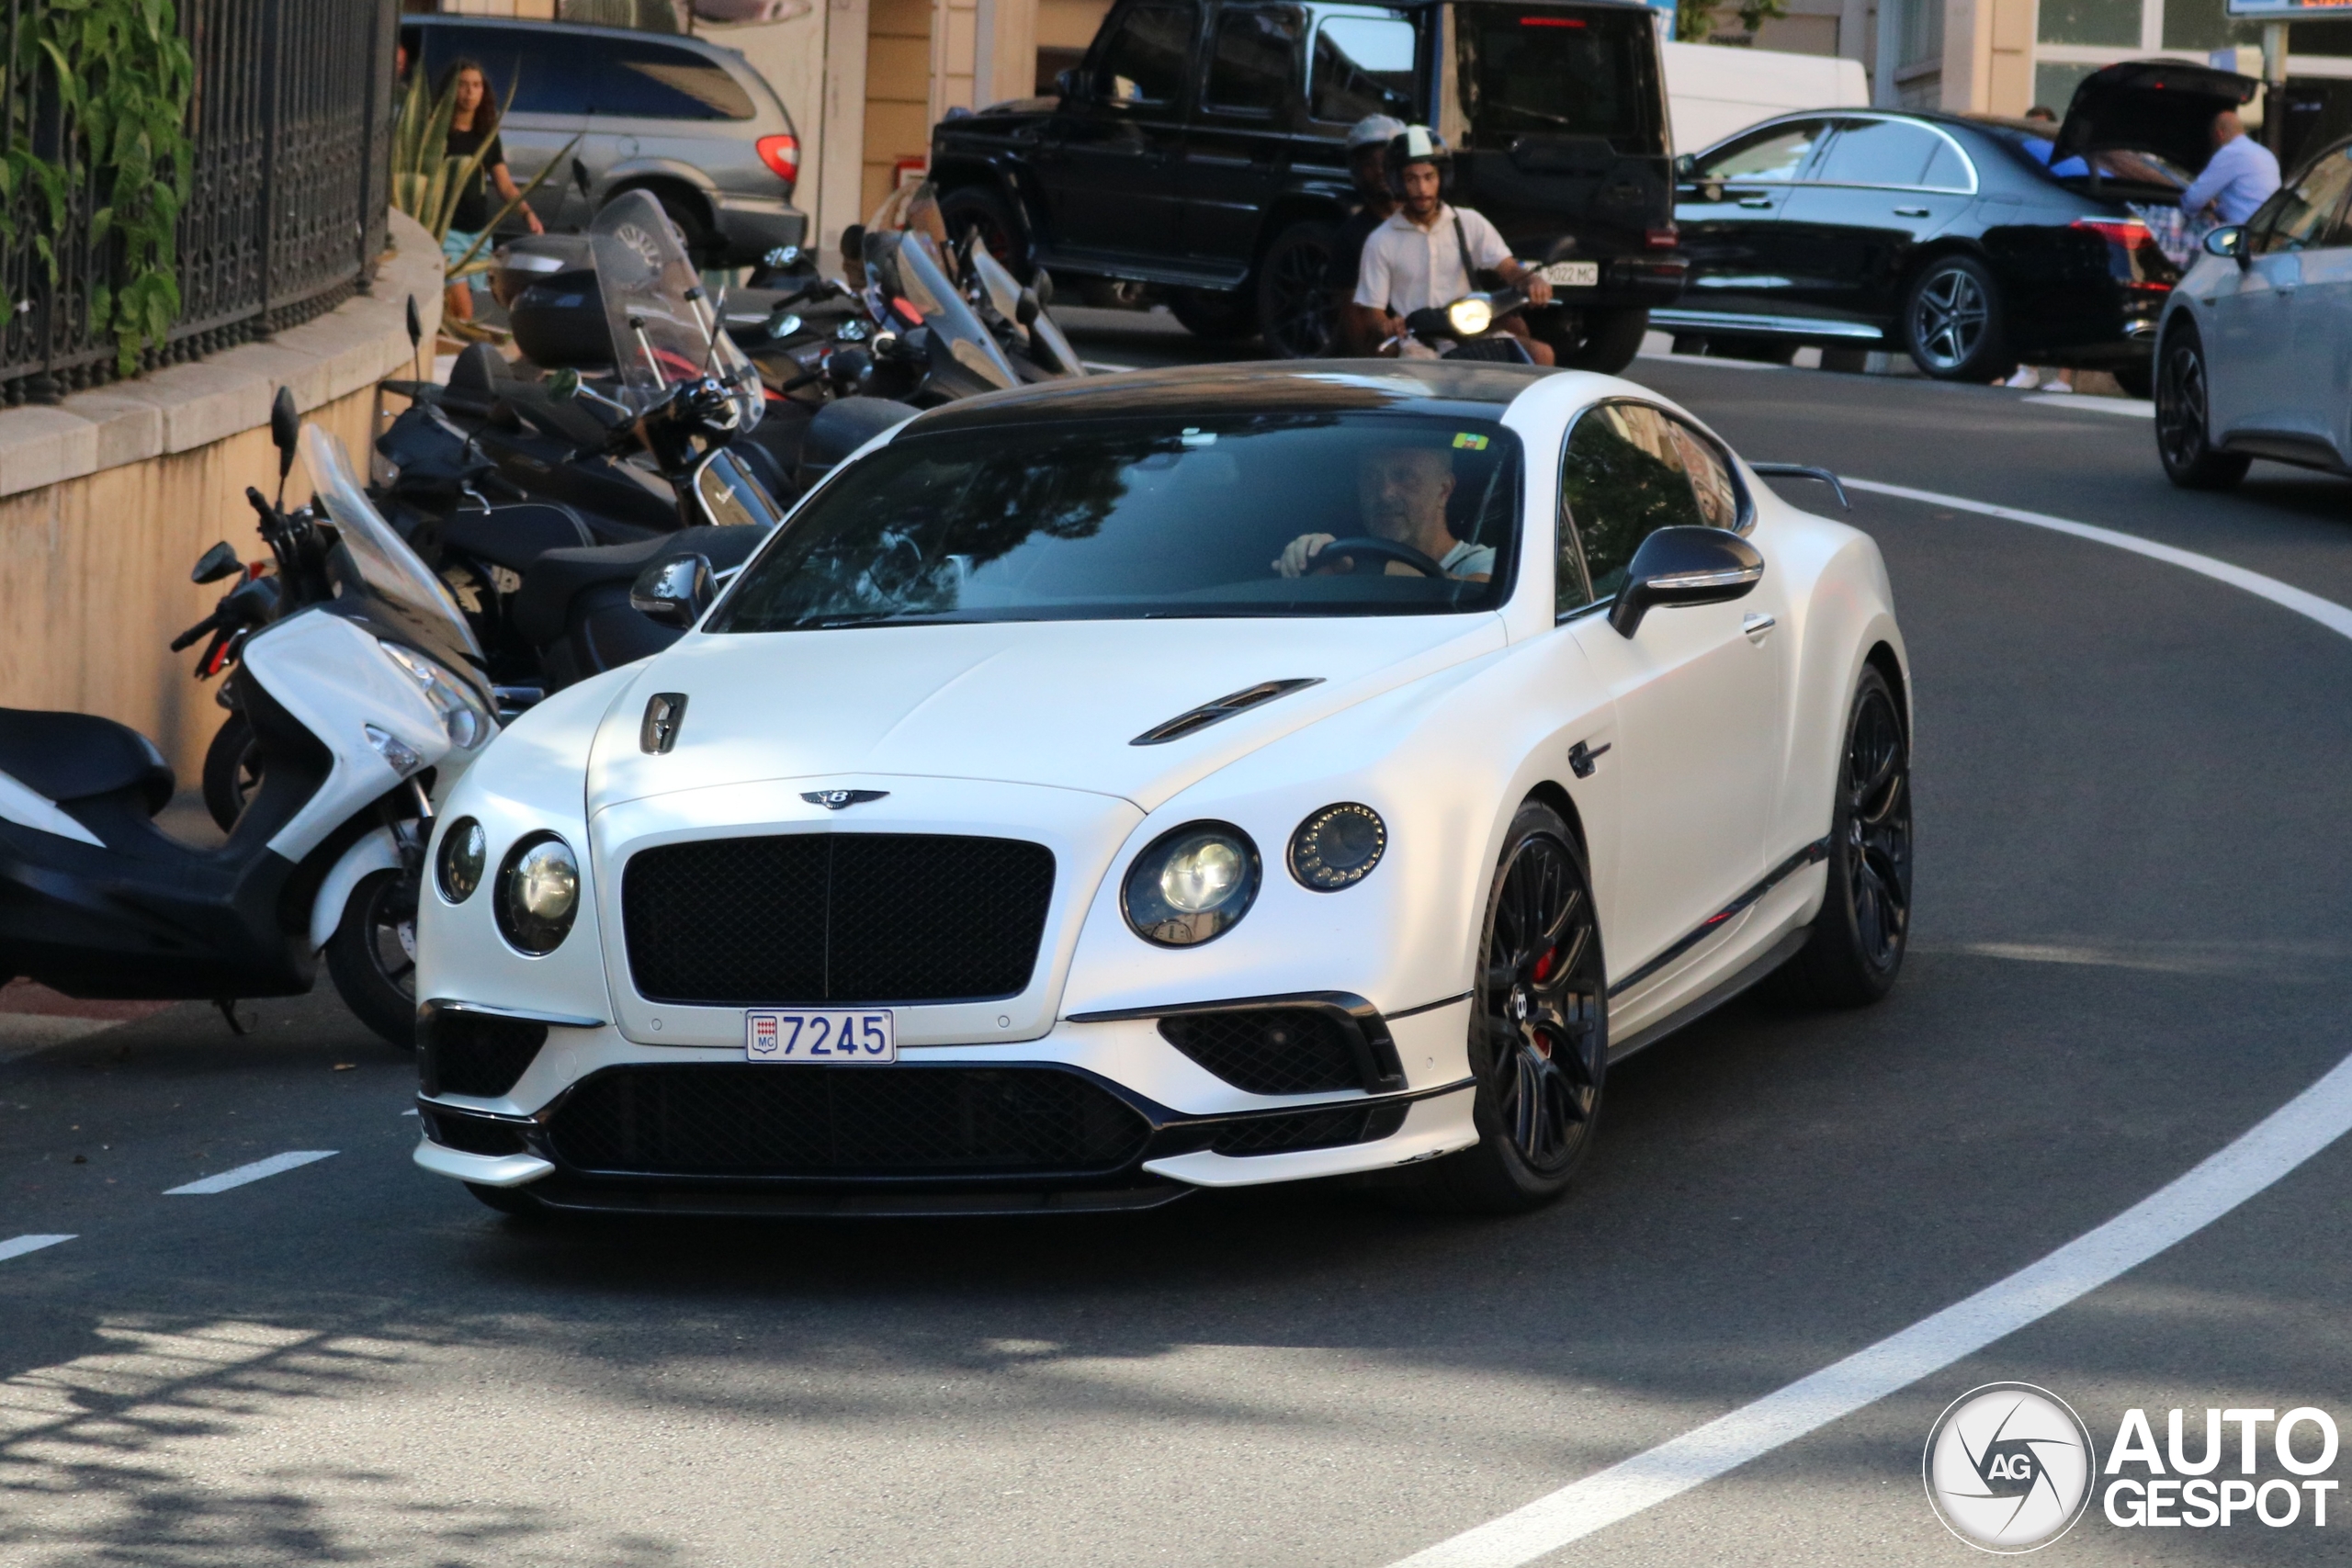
[2,0,398,408]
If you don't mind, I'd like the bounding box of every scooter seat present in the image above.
[511,525,767,650]
[0,708,175,816]
[439,502,596,573]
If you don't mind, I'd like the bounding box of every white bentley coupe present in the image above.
[412,362,1910,1218]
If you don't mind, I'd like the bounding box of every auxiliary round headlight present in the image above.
[1287,803,1387,891]
[494,832,579,954]
[435,817,487,904]
[1122,823,1260,947]
[1447,298,1494,337]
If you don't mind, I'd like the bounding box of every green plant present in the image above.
[1676,0,1790,41]
[2,0,195,376]
[392,64,576,286]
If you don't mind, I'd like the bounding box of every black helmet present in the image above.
[1384,124,1453,196]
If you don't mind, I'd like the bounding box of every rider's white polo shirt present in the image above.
[1353,203,1513,316]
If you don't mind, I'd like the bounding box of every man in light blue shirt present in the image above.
[2180,110,2281,225]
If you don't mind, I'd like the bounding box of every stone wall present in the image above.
[0,211,445,785]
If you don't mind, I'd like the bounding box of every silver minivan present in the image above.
[404,15,807,265]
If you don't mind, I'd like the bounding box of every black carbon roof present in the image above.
[908,360,1552,434]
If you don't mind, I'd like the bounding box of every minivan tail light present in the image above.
[756,133,800,188]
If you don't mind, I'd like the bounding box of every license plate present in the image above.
[744,1010,896,1063]
[1539,261,1600,288]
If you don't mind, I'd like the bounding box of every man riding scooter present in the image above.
[1348,126,1555,365]
[1330,115,1404,355]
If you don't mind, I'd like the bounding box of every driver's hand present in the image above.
[1273,533,1337,578]
[1523,274,1553,308]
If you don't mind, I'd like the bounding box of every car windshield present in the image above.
[710,413,1522,631]
[1452,5,1664,157]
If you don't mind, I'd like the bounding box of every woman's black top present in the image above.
[447,124,505,232]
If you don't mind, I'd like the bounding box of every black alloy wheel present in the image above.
[1255,220,1339,358]
[1774,665,1913,1007]
[2154,322,2251,490]
[937,186,1031,279]
[1541,307,1649,374]
[1396,800,1606,1213]
[2110,359,2153,400]
[200,712,261,831]
[1166,287,1259,340]
[1901,255,2014,382]
[325,868,422,1049]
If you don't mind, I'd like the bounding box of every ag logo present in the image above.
[1924,1383,2097,1552]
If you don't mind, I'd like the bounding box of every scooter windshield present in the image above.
[869,228,1020,393]
[301,425,490,683]
[590,190,763,429]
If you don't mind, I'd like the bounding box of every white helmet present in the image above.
[1346,114,1408,151]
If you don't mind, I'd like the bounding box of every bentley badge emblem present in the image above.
[803,789,889,810]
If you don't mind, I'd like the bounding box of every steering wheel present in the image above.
[1312,536,1450,577]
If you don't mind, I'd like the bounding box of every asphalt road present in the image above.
[6,326,2352,1568]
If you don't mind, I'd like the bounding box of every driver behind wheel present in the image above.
[1273,445,1494,582]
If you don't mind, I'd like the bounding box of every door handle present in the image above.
[1893,206,1930,218]
[1736,196,1773,209]
[1742,612,1777,642]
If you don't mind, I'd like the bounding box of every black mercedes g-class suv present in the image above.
[927,0,1687,368]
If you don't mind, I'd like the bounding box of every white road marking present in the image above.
[2022,392,2154,417]
[0,1235,74,1263]
[1390,487,2352,1567]
[164,1150,337,1195]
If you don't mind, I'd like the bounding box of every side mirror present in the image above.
[269,386,300,481]
[571,157,593,199]
[2204,224,2249,268]
[839,223,865,271]
[404,296,423,355]
[546,367,582,403]
[1033,266,1055,308]
[192,541,243,584]
[1016,288,1041,327]
[764,243,803,270]
[630,552,715,629]
[1609,526,1764,638]
[1673,152,1695,180]
[1054,67,1085,100]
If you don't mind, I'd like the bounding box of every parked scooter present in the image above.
[0,415,498,1048]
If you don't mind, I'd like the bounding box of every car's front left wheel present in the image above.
[1396,800,1606,1213]
[2154,321,2250,490]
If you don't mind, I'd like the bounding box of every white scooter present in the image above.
[0,411,497,1047]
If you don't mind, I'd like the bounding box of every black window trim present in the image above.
[1301,3,1418,127]
[1198,0,1306,120]
[1553,397,1755,626]
[1802,112,1982,196]
[1090,0,1206,112]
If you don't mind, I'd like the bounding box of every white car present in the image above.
[411,362,1911,1218]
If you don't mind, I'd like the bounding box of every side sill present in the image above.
[1609,923,1810,1062]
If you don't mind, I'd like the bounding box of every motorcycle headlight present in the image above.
[1287,803,1387,891]
[1447,298,1494,337]
[1122,823,1260,947]
[495,833,579,954]
[435,817,487,903]
[381,642,492,751]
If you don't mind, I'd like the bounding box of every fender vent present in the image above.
[1130,678,1322,746]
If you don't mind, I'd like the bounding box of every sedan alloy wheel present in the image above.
[1902,256,2011,382]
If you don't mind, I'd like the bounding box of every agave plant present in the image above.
[392,65,579,287]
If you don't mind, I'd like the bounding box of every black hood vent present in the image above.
[1130,678,1324,746]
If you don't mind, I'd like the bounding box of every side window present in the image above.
[1204,6,1305,115]
[1919,137,1973,192]
[1695,119,1828,184]
[2254,146,2352,255]
[1099,3,1201,106]
[1558,404,1707,608]
[1308,13,1415,124]
[1812,119,1944,187]
[594,40,756,120]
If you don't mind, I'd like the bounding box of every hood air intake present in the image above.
[1130,678,1324,746]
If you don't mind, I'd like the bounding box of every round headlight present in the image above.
[495,833,579,954]
[435,817,487,903]
[1123,823,1260,947]
[1447,298,1494,336]
[1287,803,1387,891]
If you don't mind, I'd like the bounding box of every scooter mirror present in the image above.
[404,296,423,354]
[1016,288,1041,327]
[765,244,802,270]
[629,553,715,629]
[766,310,803,342]
[840,224,865,272]
[192,541,243,583]
[572,157,593,198]
[546,367,583,403]
[269,386,300,479]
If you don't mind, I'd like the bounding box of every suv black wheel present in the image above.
[1255,220,1339,357]
[1541,307,1648,373]
[2154,321,2250,490]
[937,185,1031,278]
[1391,800,1606,1214]
[1167,287,1258,340]
[1773,666,1911,1008]
[1901,255,2013,381]
[325,868,420,1050]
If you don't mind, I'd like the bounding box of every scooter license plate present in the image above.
[744,1010,896,1063]
[1539,261,1600,288]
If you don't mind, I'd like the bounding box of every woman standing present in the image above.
[438,59,543,324]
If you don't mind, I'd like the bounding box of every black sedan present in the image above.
[1654,62,2262,390]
